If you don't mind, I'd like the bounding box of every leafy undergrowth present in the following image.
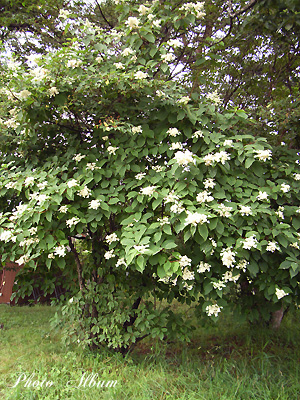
[0,304,299,400]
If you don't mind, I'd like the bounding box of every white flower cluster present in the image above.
[192,130,204,139]
[185,211,209,226]
[88,199,101,210]
[203,178,216,189]
[236,259,248,272]
[157,216,170,226]
[134,244,149,254]
[239,205,252,216]
[178,255,192,268]
[135,172,146,180]
[196,191,214,204]
[174,150,195,166]
[217,204,233,218]
[132,125,142,134]
[67,59,82,69]
[107,146,119,155]
[164,191,179,204]
[242,235,258,250]
[280,183,290,193]
[178,96,190,105]
[169,142,183,151]
[254,149,272,162]
[67,179,78,188]
[140,186,156,196]
[220,248,236,268]
[161,53,176,63]
[105,233,119,244]
[206,90,222,105]
[275,288,289,300]
[66,217,80,227]
[167,39,183,48]
[203,151,230,166]
[78,186,91,198]
[170,202,185,214]
[167,127,181,137]
[197,261,211,273]
[134,71,148,79]
[256,191,269,201]
[179,2,206,18]
[275,206,284,219]
[206,304,223,317]
[266,241,280,252]
[54,245,67,257]
[104,250,116,259]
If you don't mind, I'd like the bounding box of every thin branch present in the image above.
[95,0,114,29]
[229,0,260,18]
[68,236,85,292]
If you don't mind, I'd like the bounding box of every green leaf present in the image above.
[157,264,166,279]
[198,224,208,241]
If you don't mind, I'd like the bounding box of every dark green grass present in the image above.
[0,304,299,399]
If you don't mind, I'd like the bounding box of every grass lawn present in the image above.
[0,304,299,399]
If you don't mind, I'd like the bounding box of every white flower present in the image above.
[214,151,230,164]
[67,179,78,188]
[77,186,91,198]
[206,304,223,317]
[223,271,240,283]
[105,233,119,244]
[242,235,258,250]
[217,204,233,217]
[275,207,284,219]
[212,281,226,290]
[203,178,215,189]
[104,250,116,259]
[73,153,86,162]
[138,4,150,15]
[66,217,80,227]
[126,17,140,29]
[67,59,82,68]
[174,150,195,166]
[59,205,68,213]
[152,20,161,28]
[0,231,13,242]
[135,172,146,180]
[164,191,179,203]
[197,261,211,273]
[37,181,47,190]
[122,48,134,56]
[185,212,209,226]
[170,202,185,214]
[152,165,164,172]
[178,96,190,105]
[254,149,272,162]
[48,253,55,259]
[16,255,29,265]
[86,163,97,171]
[5,181,17,189]
[167,39,183,48]
[37,194,49,205]
[157,216,170,226]
[223,139,233,146]
[196,191,214,204]
[156,90,166,97]
[132,125,142,134]
[256,191,269,201]
[96,56,102,63]
[18,90,31,100]
[182,268,195,281]
[220,248,236,267]
[266,241,280,252]
[88,199,101,210]
[280,183,290,193]
[293,173,300,181]
[29,227,38,235]
[134,244,149,253]
[114,62,125,69]
[161,53,176,62]
[58,9,70,19]
[167,127,180,137]
[192,130,204,138]
[54,245,67,257]
[169,142,183,150]
[140,186,156,196]
[275,288,289,300]
[134,71,148,79]
[116,258,127,267]
[49,87,59,97]
[239,205,252,216]
[179,255,192,268]
[236,259,248,272]
[102,136,109,141]
[24,177,35,186]
[107,146,119,155]
[206,90,222,105]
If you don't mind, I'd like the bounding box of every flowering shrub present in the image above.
[0,0,300,351]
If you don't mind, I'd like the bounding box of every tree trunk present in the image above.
[271,306,284,329]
